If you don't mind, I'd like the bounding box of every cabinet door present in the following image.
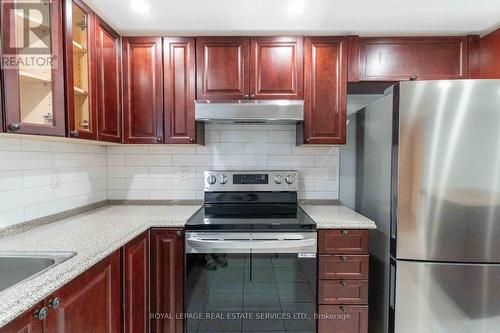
[164,37,197,144]
[95,17,122,143]
[64,0,96,140]
[123,37,163,143]
[358,37,469,81]
[123,231,150,333]
[1,0,65,136]
[196,37,249,100]
[150,229,184,333]
[0,302,44,333]
[250,36,303,99]
[318,305,368,333]
[45,251,121,333]
[303,37,347,144]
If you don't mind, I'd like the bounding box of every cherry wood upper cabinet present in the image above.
[250,37,304,99]
[355,37,469,81]
[123,232,150,333]
[123,36,163,143]
[45,251,121,333]
[164,37,199,144]
[196,37,249,100]
[0,302,44,333]
[302,37,347,144]
[95,17,122,143]
[479,28,500,78]
[64,0,96,140]
[1,0,66,136]
[150,229,184,333]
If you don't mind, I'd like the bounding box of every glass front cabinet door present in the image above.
[1,0,66,136]
[64,0,95,139]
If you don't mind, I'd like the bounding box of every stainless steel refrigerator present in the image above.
[344,80,500,333]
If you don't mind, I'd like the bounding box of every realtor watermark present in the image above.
[150,312,352,321]
[1,0,57,69]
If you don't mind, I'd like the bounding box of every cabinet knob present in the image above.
[243,95,250,99]
[34,307,49,321]
[189,138,194,143]
[8,123,21,132]
[341,230,348,235]
[176,230,182,237]
[48,297,61,309]
[70,130,79,137]
[340,306,347,313]
[341,256,347,261]
[341,280,348,287]
[409,75,418,81]
[305,138,311,143]
[156,136,162,143]
[250,94,256,99]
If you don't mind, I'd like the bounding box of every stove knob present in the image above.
[206,175,217,185]
[274,175,283,184]
[285,175,295,184]
[219,175,228,184]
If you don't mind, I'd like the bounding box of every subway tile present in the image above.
[0,151,53,170]
[0,171,24,191]
[315,154,340,167]
[267,143,292,155]
[215,155,268,167]
[107,167,148,178]
[54,153,97,168]
[0,208,25,228]
[24,197,78,221]
[107,177,126,190]
[0,137,22,151]
[108,190,150,200]
[125,154,173,167]
[74,143,107,154]
[173,155,215,167]
[76,190,107,207]
[268,155,315,168]
[268,131,295,143]
[171,177,204,190]
[298,191,339,200]
[315,179,339,192]
[126,177,173,190]
[0,186,53,212]
[149,167,192,178]
[205,131,220,143]
[22,139,76,153]
[205,124,243,131]
[196,143,244,155]
[149,145,197,155]
[23,169,52,187]
[292,145,339,155]
[107,145,149,154]
[107,154,125,166]
[149,190,196,200]
[220,131,268,143]
[243,143,269,154]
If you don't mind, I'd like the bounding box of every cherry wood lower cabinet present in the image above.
[0,302,45,333]
[150,229,184,333]
[318,229,369,333]
[45,251,122,333]
[301,37,347,144]
[123,231,150,333]
[122,37,164,144]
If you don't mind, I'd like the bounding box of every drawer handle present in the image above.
[341,230,348,235]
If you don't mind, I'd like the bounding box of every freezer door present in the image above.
[392,260,500,333]
[396,80,500,262]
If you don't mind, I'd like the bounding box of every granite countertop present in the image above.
[0,202,375,327]
[300,204,377,229]
[0,205,201,328]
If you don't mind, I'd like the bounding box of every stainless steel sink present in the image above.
[0,251,76,294]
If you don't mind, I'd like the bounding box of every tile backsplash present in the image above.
[107,124,340,201]
[0,136,107,229]
[0,124,340,229]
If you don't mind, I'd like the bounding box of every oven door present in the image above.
[185,232,317,333]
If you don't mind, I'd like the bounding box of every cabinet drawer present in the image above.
[319,230,368,254]
[319,255,369,280]
[318,305,368,333]
[319,280,368,305]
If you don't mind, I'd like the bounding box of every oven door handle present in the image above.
[185,238,317,253]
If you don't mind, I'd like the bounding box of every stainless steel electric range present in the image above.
[185,170,317,333]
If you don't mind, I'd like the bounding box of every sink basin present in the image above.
[0,251,76,294]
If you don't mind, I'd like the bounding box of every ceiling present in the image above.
[84,0,500,36]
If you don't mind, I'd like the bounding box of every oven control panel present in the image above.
[204,170,298,192]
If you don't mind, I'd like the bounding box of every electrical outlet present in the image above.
[179,167,188,181]
[50,169,61,189]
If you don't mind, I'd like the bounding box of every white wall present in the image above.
[0,124,341,229]
[0,136,107,229]
[107,124,340,201]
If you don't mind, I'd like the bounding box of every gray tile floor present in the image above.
[186,254,316,333]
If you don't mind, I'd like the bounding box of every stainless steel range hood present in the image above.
[195,100,304,124]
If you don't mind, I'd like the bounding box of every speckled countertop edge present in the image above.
[0,201,375,327]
